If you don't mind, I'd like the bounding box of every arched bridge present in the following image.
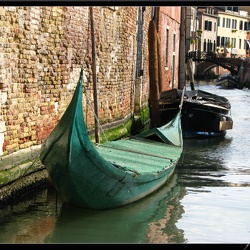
[186,51,243,76]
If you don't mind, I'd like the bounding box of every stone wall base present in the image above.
[0,168,49,206]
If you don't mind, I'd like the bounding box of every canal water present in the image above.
[0,82,250,244]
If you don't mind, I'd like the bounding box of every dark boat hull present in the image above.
[159,89,233,138]
[216,73,242,89]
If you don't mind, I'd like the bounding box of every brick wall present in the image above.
[0,6,153,157]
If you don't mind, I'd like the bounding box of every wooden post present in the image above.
[90,7,100,143]
[187,58,195,90]
[148,19,160,128]
[157,28,163,93]
[179,6,186,89]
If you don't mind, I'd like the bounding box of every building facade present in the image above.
[194,6,250,75]
[196,7,218,54]
[216,7,249,58]
[157,6,181,91]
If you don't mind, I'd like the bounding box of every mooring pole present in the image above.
[90,7,100,143]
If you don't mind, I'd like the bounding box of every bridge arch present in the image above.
[187,51,243,76]
[196,62,227,75]
[203,64,218,74]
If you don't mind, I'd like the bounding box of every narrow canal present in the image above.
[0,82,249,244]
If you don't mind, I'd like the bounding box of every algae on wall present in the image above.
[90,105,150,144]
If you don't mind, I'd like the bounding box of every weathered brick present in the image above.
[0,6,157,161]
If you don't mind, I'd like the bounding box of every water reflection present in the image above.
[182,136,233,166]
[45,174,187,244]
[176,136,233,188]
[0,189,57,244]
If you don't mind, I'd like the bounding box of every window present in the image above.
[247,21,250,31]
[173,33,176,52]
[166,28,169,66]
[226,6,239,12]
[232,19,237,29]
[218,17,220,27]
[135,6,144,78]
[221,37,225,46]
[217,36,220,46]
[205,20,208,30]
[204,20,212,31]
[244,22,248,31]
[223,18,225,27]
[208,39,212,51]
[239,21,243,30]
[246,40,250,50]
[207,39,210,52]
[239,39,241,49]
[214,22,216,32]
[226,18,231,28]
[171,55,175,89]
[231,38,236,47]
